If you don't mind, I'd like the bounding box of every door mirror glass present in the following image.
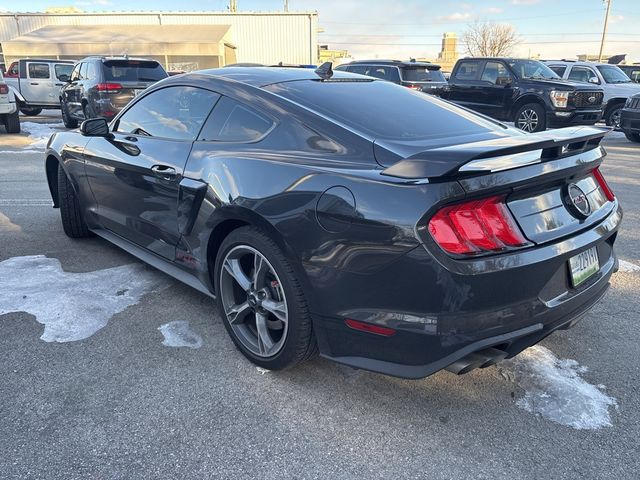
[496,76,512,86]
[81,118,110,137]
[58,74,70,83]
[589,76,599,84]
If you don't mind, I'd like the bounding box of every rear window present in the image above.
[265,80,500,140]
[402,67,445,82]
[102,60,168,82]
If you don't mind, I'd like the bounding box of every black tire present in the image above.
[60,101,78,129]
[57,163,93,238]
[606,105,623,130]
[624,131,640,143]
[514,103,546,133]
[4,110,20,134]
[214,226,317,370]
[20,107,42,116]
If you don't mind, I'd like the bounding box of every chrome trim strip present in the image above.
[459,146,604,173]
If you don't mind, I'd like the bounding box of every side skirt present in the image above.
[91,228,215,299]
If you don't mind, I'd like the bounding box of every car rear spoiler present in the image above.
[380,126,610,180]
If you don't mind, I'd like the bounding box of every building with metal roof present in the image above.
[0,11,318,71]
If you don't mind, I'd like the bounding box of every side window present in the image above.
[199,97,274,142]
[116,86,220,141]
[454,61,480,81]
[7,62,19,77]
[28,63,50,79]
[481,62,511,84]
[548,65,566,77]
[79,63,88,80]
[70,64,81,82]
[568,66,597,84]
[55,64,73,81]
[86,63,97,80]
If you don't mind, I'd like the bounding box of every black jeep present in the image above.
[439,58,604,132]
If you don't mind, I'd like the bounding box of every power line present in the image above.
[318,9,604,26]
[319,32,640,38]
[324,40,639,46]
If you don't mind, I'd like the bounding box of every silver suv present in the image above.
[544,60,640,128]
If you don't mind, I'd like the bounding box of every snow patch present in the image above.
[0,255,171,342]
[21,122,63,150]
[498,345,617,430]
[618,259,640,273]
[158,321,203,349]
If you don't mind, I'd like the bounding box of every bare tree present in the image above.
[461,21,520,57]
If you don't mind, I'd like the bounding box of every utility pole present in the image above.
[229,0,237,12]
[598,0,612,62]
[284,0,289,12]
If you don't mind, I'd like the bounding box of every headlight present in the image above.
[550,90,570,108]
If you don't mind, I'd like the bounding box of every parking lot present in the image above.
[1,114,639,479]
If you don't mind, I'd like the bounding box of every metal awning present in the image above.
[2,24,235,58]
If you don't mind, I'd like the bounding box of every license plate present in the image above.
[569,247,599,287]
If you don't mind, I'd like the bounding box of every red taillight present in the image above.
[345,319,396,336]
[406,84,421,90]
[96,82,122,92]
[593,167,615,202]
[0,84,8,94]
[428,195,529,256]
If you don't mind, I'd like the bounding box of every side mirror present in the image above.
[589,76,599,84]
[58,74,69,82]
[497,76,512,86]
[80,118,111,137]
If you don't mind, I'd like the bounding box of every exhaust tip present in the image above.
[446,347,508,375]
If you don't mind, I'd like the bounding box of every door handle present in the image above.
[123,136,138,142]
[151,165,177,180]
[30,82,39,85]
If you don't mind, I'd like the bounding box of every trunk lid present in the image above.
[381,126,615,246]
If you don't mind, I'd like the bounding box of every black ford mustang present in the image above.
[44,66,622,378]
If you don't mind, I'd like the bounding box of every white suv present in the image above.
[544,60,640,128]
[0,71,20,133]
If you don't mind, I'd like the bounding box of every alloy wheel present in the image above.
[517,109,539,132]
[219,245,288,358]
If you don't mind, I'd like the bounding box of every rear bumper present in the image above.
[620,108,640,133]
[312,203,622,379]
[0,102,17,115]
[547,109,602,127]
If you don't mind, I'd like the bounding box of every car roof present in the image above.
[196,66,365,88]
[18,58,74,64]
[342,59,440,68]
[81,56,160,63]
[543,60,612,67]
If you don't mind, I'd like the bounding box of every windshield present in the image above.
[102,60,168,82]
[266,79,501,140]
[596,65,632,83]
[402,67,446,83]
[507,60,560,80]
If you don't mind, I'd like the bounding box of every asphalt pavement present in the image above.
[0,113,639,479]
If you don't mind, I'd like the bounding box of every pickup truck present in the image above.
[5,59,74,116]
[0,70,20,133]
[439,57,605,132]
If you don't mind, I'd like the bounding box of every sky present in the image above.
[2,0,639,62]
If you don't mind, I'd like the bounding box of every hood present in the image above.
[522,77,602,91]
